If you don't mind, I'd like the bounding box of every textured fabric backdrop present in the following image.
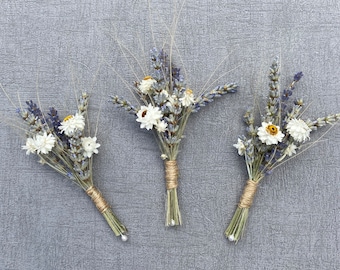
[0,0,339,269]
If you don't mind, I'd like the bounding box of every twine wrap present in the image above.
[165,160,179,190]
[86,186,110,213]
[238,180,258,209]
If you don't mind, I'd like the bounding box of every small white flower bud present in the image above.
[228,235,235,242]
[121,234,128,242]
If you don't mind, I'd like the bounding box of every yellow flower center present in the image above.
[143,76,152,80]
[63,115,73,122]
[186,88,193,95]
[266,124,279,135]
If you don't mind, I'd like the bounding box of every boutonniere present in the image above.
[112,48,237,226]
[18,93,128,241]
[225,59,339,242]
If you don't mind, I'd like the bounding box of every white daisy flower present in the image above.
[179,89,195,107]
[257,122,284,145]
[284,143,298,157]
[233,138,247,156]
[136,104,163,130]
[22,137,37,155]
[58,113,85,136]
[155,120,168,133]
[138,76,156,94]
[81,136,100,158]
[34,132,56,154]
[286,118,311,142]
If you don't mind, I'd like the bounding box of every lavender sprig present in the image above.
[193,83,238,112]
[111,95,138,114]
[306,114,340,130]
[26,100,45,123]
[265,59,280,124]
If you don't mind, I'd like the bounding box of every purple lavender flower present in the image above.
[294,72,303,82]
[281,88,293,101]
[26,100,45,123]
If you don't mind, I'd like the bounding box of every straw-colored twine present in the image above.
[238,180,258,209]
[86,186,110,213]
[165,160,179,190]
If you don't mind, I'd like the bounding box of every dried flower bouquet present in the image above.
[112,48,237,226]
[225,58,340,242]
[19,93,128,241]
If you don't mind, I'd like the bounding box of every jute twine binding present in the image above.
[165,160,179,190]
[238,180,258,209]
[86,186,110,213]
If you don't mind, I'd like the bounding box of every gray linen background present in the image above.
[0,0,339,269]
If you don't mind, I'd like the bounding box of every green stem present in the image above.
[225,207,249,243]
[166,187,182,226]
